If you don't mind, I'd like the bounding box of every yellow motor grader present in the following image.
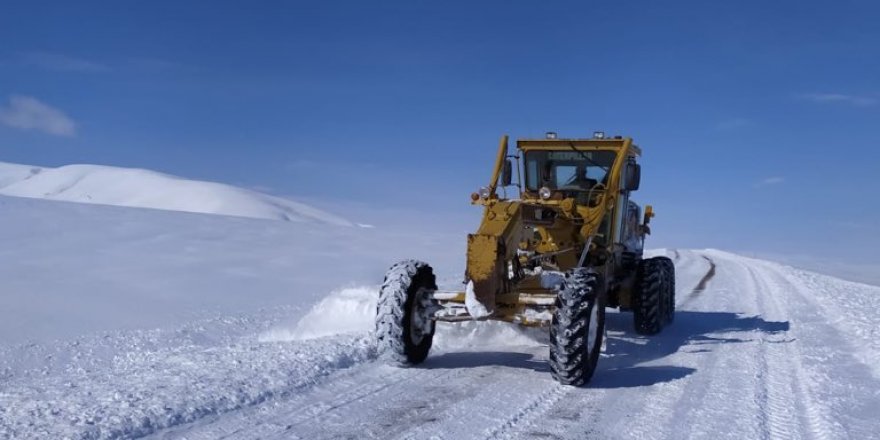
[375,132,674,386]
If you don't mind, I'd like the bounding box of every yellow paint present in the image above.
[487,135,508,198]
[452,134,651,324]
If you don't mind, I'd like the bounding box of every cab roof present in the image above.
[516,137,641,157]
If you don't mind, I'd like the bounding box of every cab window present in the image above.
[523,150,618,192]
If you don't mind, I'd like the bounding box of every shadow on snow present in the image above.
[592,311,789,388]
[422,310,790,389]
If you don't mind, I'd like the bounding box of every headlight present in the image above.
[539,186,552,200]
[479,187,491,199]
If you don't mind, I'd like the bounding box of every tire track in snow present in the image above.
[389,348,565,440]
[217,367,455,439]
[693,256,716,291]
[679,254,716,307]
[777,267,880,380]
[261,363,477,440]
[745,265,804,440]
[676,254,717,307]
[152,357,473,440]
[670,257,764,439]
[167,346,558,440]
[483,384,572,440]
[490,252,720,440]
[751,261,876,439]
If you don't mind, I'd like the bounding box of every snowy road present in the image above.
[126,250,879,440]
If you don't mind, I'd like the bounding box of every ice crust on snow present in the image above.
[0,160,351,224]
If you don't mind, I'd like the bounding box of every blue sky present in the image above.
[1,1,878,275]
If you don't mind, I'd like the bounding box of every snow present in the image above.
[258,284,546,349]
[0,194,460,344]
[259,286,379,342]
[2,196,880,439]
[464,279,492,318]
[0,161,351,225]
[1,330,376,439]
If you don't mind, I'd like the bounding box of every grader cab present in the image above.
[375,132,675,386]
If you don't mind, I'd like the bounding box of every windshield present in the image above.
[524,150,618,192]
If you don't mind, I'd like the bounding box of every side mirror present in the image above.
[501,159,513,187]
[625,163,641,191]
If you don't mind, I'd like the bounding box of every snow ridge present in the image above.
[0,331,375,439]
[0,161,351,225]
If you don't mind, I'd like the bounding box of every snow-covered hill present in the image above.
[1,197,878,439]
[0,161,351,225]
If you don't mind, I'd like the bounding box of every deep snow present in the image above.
[0,194,462,343]
[1,195,879,439]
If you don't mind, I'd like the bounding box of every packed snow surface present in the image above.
[0,161,351,224]
[1,198,879,439]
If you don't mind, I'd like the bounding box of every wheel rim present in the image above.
[586,300,600,353]
[409,287,429,344]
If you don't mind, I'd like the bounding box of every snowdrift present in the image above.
[0,161,350,224]
[0,194,462,343]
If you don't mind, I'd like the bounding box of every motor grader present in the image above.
[375,132,675,386]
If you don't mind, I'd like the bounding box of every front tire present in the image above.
[375,260,438,365]
[549,268,606,386]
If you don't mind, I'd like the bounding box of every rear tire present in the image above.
[549,268,605,386]
[634,257,669,335]
[658,257,676,324]
[375,260,437,365]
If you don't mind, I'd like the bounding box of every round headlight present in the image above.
[538,186,552,200]
[478,187,491,199]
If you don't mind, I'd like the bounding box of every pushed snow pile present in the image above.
[260,286,379,341]
[261,285,544,348]
[0,161,351,224]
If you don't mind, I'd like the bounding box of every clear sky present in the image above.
[1,1,878,277]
